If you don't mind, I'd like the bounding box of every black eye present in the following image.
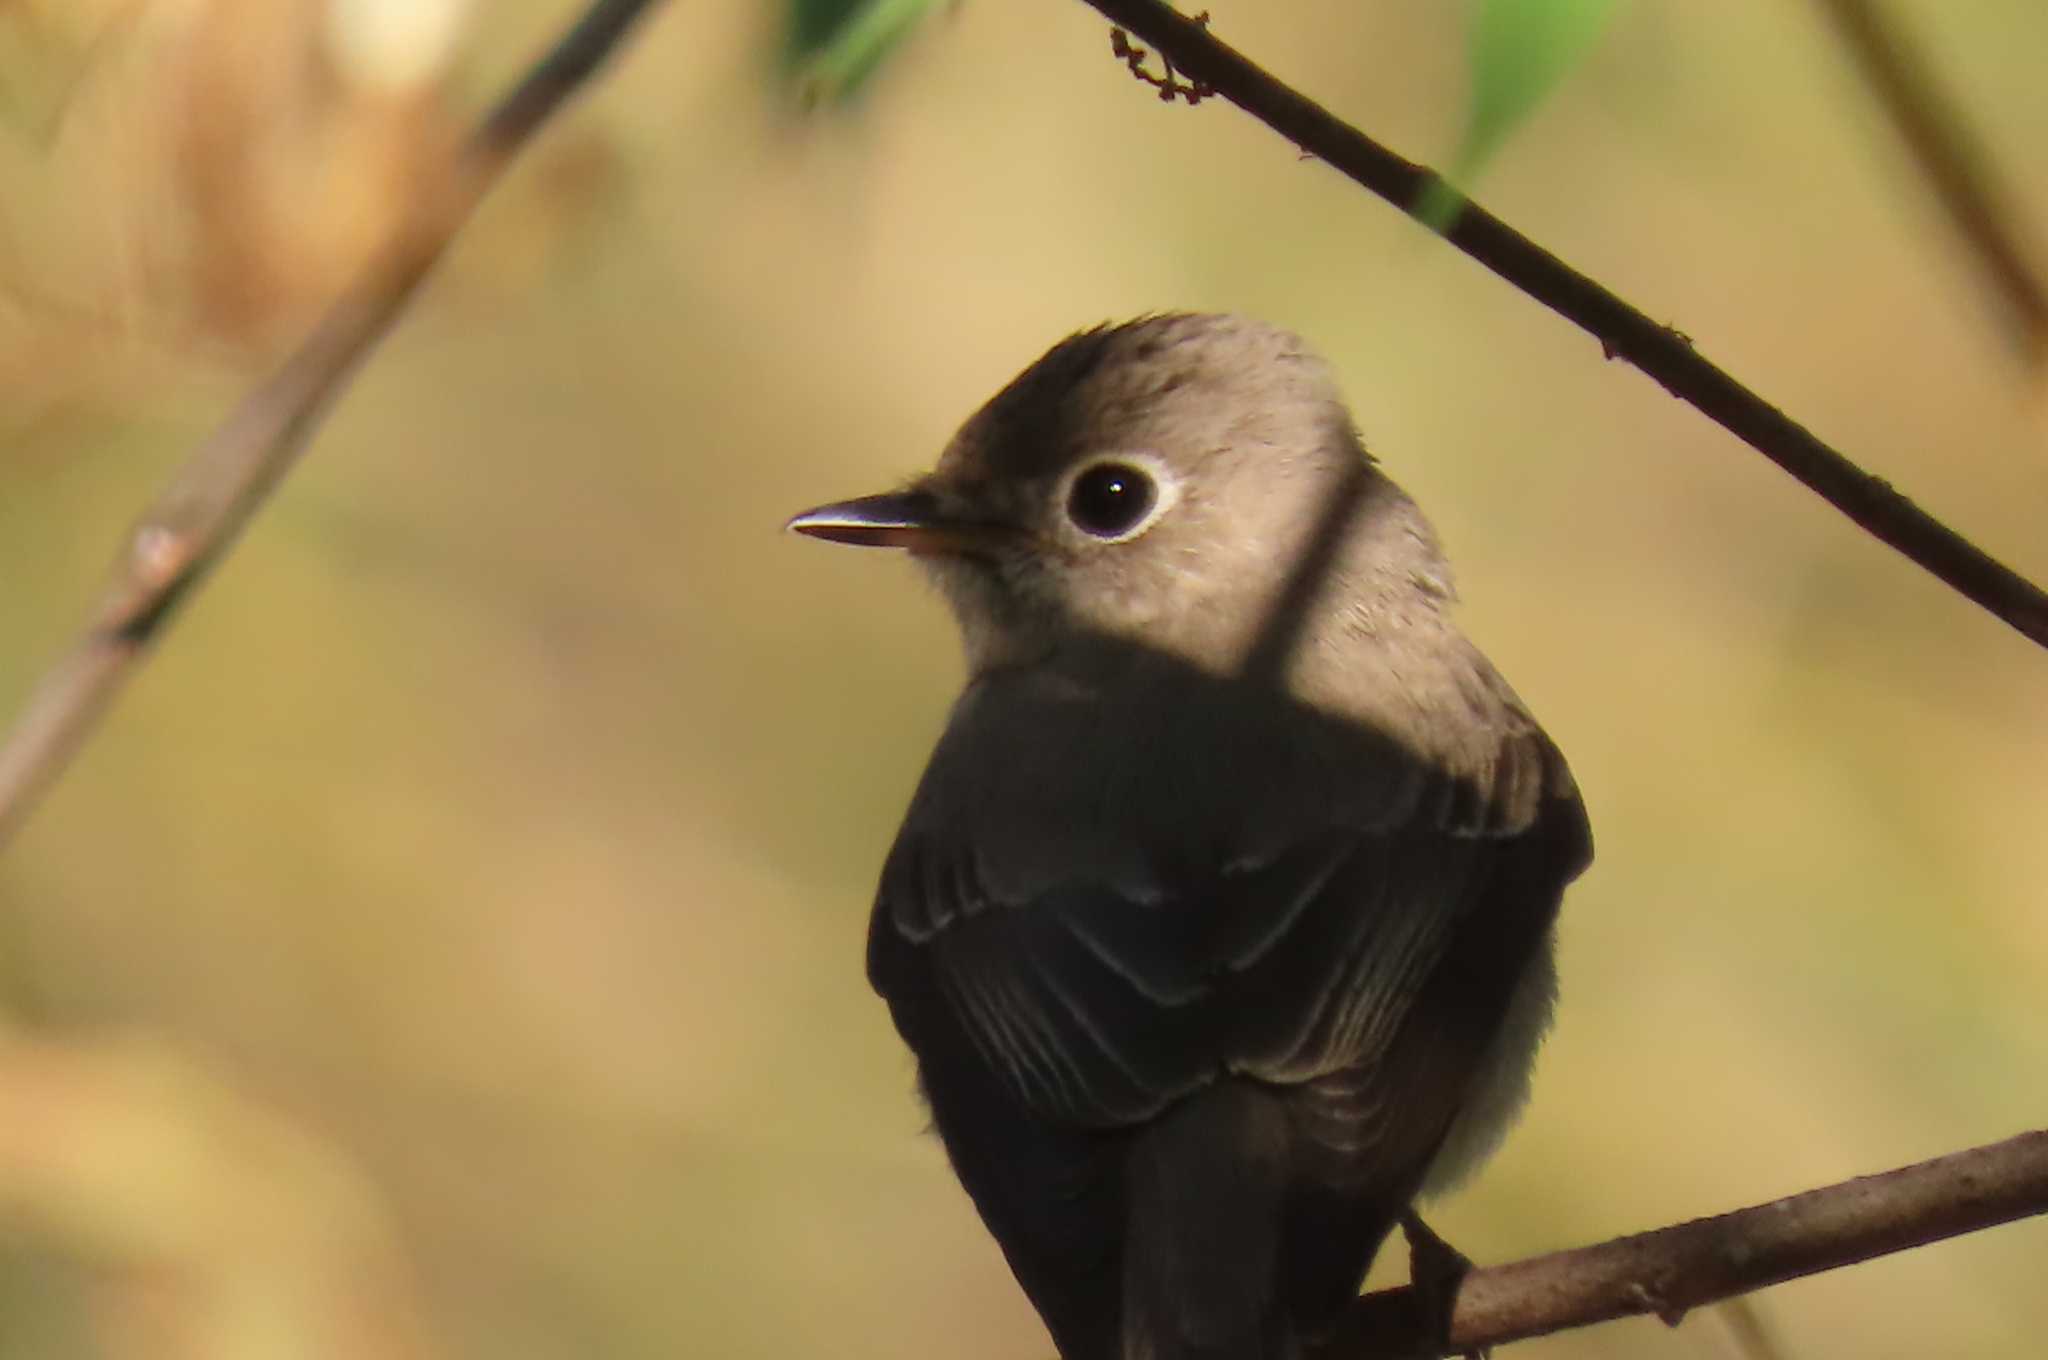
[1065,462,1159,539]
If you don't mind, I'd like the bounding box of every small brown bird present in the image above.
[790,314,1591,1360]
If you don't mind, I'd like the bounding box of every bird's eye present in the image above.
[1065,461,1160,540]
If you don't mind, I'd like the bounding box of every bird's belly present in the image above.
[1418,926,1557,1197]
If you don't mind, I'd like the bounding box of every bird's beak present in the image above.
[785,490,1009,556]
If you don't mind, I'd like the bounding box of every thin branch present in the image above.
[1317,1128,2048,1358]
[1080,0,2048,654]
[0,0,666,848]
[1814,0,2048,362]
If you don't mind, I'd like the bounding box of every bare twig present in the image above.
[1814,0,2048,362]
[1312,1128,2048,1358]
[1076,0,2048,653]
[1109,17,1214,105]
[0,0,666,848]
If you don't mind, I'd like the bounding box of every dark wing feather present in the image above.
[866,912,1128,1360]
[869,656,1588,1129]
[866,654,1590,1355]
[876,781,1542,1129]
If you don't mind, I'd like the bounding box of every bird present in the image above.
[788,313,1592,1360]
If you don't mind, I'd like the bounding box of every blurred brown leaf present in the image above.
[0,0,471,431]
[0,1032,441,1360]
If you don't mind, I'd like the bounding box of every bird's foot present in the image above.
[1400,1211,1484,1360]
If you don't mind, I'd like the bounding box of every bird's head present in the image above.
[789,314,1451,677]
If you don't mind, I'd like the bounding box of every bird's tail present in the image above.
[1122,1082,1297,1360]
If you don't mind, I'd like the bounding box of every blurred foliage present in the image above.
[778,0,938,104]
[0,1034,438,1360]
[1459,0,1622,177]
[0,7,100,144]
[1420,0,1623,228]
[0,0,609,442]
[2,2,2047,1359]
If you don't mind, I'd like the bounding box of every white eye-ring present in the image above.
[1059,453,1180,543]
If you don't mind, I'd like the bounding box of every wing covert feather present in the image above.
[868,660,1589,1131]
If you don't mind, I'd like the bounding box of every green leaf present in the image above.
[1419,0,1621,229]
[780,0,939,106]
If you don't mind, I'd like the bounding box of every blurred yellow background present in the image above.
[2,2,2045,1357]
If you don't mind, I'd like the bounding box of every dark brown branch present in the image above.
[0,0,666,848]
[1109,19,1214,104]
[1814,0,2048,361]
[1313,1128,2048,1357]
[1078,0,2048,654]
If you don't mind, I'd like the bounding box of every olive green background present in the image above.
[2,2,2045,1357]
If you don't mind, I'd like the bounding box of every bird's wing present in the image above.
[867,658,1592,1131]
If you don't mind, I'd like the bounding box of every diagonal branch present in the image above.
[1814,0,2048,362]
[1078,0,2048,654]
[0,0,667,848]
[1318,1128,2048,1357]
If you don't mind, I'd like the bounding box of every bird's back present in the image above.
[868,635,1591,1359]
